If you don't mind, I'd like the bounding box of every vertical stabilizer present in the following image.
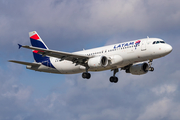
[29,31,49,49]
[29,31,49,63]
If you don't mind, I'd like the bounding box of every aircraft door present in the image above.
[141,40,146,51]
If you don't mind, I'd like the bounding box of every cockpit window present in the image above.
[153,41,166,44]
[160,41,165,43]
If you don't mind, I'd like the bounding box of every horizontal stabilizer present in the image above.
[18,44,22,49]
[9,60,41,66]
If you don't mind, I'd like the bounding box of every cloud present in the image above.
[151,84,177,95]
[0,64,33,120]
[137,97,180,120]
[1,0,180,50]
[137,97,171,120]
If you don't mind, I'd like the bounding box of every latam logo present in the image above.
[135,40,141,45]
[113,40,141,49]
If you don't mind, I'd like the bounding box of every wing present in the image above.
[9,60,41,66]
[18,44,91,66]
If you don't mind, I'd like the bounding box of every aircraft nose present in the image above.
[165,44,173,54]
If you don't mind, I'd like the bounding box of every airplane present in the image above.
[9,31,172,83]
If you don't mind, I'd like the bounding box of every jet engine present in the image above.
[88,56,108,68]
[126,62,149,75]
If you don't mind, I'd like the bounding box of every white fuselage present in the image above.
[30,38,172,74]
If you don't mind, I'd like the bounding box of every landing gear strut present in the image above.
[109,68,119,83]
[82,67,91,79]
[148,60,154,71]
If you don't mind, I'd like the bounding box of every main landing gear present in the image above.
[109,68,119,83]
[82,67,91,79]
[82,72,91,79]
[148,60,154,71]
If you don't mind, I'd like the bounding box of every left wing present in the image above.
[9,60,41,66]
[19,44,91,66]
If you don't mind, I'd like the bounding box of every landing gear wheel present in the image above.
[82,72,86,78]
[109,69,119,83]
[114,77,118,83]
[109,76,118,83]
[110,76,114,82]
[86,73,91,79]
[82,72,91,79]
[82,66,91,79]
[149,67,154,71]
[148,60,154,72]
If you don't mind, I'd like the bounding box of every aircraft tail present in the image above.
[29,31,49,63]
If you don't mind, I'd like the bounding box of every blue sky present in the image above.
[1,0,180,120]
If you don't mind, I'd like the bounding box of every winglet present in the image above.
[18,44,22,49]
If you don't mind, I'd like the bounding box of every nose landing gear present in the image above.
[148,60,154,71]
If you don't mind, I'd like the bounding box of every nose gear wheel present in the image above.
[148,60,154,71]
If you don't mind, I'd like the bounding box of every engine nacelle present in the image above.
[88,56,108,68]
[126,62,149,75]
[108,55,123,65]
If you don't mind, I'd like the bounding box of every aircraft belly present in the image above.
[27,65,60,74]
[120,49,150,64]
[53,61,84,74]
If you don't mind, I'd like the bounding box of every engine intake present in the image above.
[88,56,108,68]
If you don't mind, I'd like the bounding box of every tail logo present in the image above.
[30,34,40,40]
